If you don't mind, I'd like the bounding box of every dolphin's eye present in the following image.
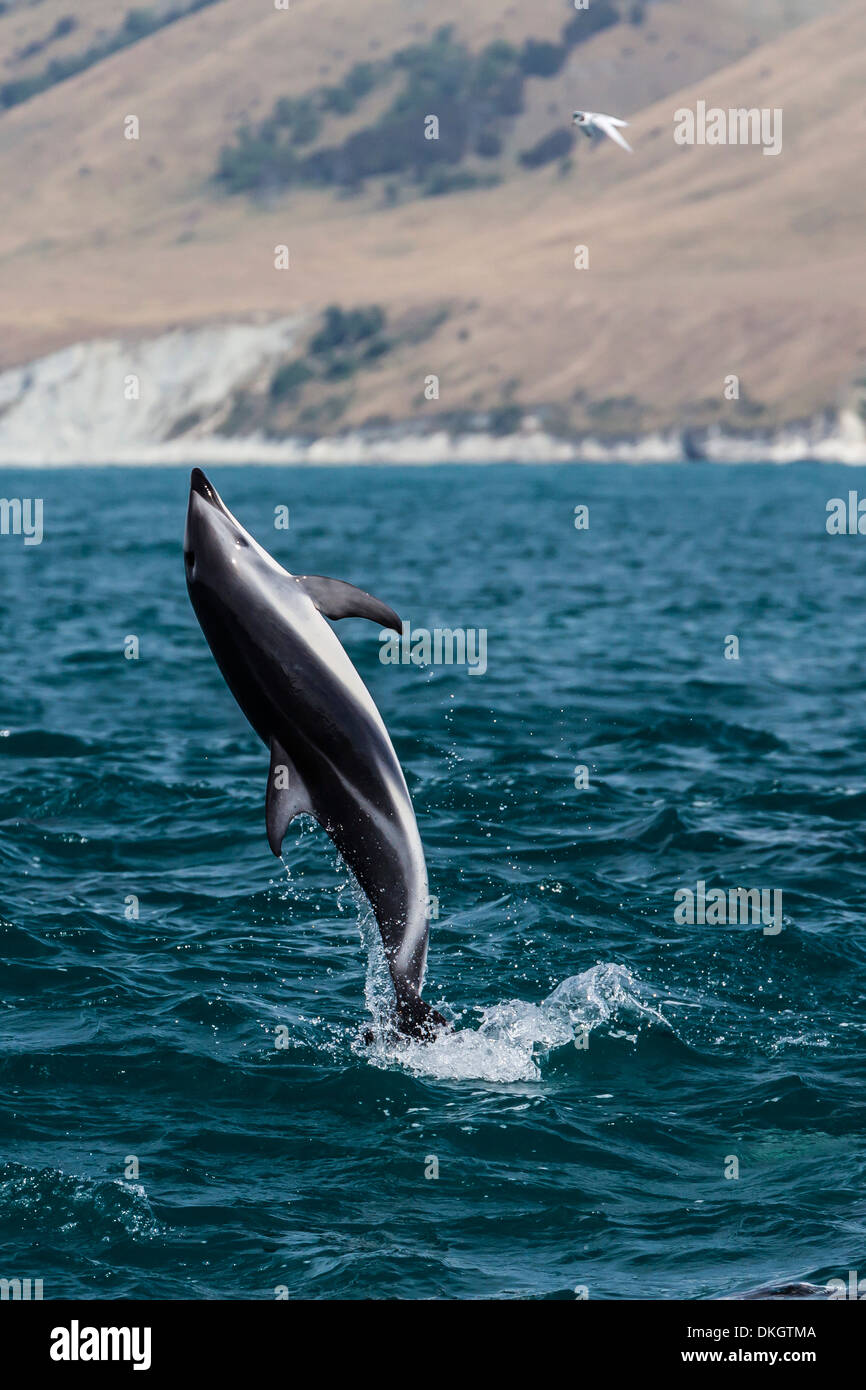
[235,536,249,548]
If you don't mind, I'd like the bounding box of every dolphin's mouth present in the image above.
[190,467,219,506]
[186,469,227,578]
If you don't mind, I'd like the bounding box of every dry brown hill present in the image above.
[0,0,862,439]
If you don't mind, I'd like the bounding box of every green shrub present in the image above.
[269,360,313,401]
[345,61,380,101]
[519,40,567,77]
[421,167,499,197]
[519,127,574,169]
[288,98,320,146]
[311,305,386,354]
[563,1,620,47]
[321,84,356,116]
[475,129,502,159]
[324,356,356,381]
[122,10,161,41]
[362,337,391,360]
[489,403,523,435]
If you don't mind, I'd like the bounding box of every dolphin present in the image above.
[184,468,446,1040]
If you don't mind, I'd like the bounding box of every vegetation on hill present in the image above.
[213,302,456,439]
[0,0,851,443]
[518,127,575,169]
[13,14,77,65]
[0,2,221,113]
[216,304,394,436]
[216,5,623,199]
[272,304,391,393]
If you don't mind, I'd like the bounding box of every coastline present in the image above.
[1,322,864,467]
[1,412,864,468]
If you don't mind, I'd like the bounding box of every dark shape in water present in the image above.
[723,1281,829,1300]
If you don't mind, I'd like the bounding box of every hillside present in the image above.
[0,0,862,450]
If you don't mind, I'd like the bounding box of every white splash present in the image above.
[361,962,668,1084]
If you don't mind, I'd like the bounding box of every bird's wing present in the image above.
[595,115,633,152]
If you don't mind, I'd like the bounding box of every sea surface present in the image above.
[0,462,864,1301]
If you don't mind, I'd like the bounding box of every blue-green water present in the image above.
[0,462,864,1300]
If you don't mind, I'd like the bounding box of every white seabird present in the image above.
[572,110,633,153]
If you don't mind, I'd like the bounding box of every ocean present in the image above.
[0,461,864,1300]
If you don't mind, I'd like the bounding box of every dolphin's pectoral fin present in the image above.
[266,736,317,856]
[298,575,402,635]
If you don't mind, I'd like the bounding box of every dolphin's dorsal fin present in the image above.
[266,737,317,856]
[298,575,401,634]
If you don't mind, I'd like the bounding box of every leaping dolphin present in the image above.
[184,468,446,1040]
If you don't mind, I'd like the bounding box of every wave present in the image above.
[0,729,98,758]
[0,1163,160,1243]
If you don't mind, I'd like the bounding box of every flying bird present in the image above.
[572,110,633,153]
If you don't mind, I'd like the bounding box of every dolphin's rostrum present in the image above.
[184,468,446,1040]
